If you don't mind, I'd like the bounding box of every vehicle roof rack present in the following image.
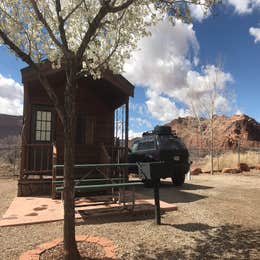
[142,131,153,137]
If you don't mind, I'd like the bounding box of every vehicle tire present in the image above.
[172,174,185,186]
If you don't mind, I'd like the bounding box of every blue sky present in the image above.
[195,5,260,118]
[0,1,260,138]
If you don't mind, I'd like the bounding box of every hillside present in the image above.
[0,114,22,140]
[1,112,259,150]
[167,114,260,150]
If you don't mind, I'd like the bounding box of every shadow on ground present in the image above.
[160,182,214,191]
[162,222,214,232]
[131,224,260,260]
[138,182,212,204]
[76,182,212,225]
[76,207,158,225]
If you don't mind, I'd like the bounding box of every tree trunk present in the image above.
[210,117,214,175]
[63,65,80,260]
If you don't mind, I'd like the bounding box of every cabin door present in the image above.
[29,106,54,172]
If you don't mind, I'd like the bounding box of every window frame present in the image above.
[31,105,55,143]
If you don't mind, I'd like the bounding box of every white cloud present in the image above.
[130,117,153,129]
[249,27,260,43]
[190,1,211,22]
[177,65,233,116]
[129,102,147,115]
[124,19,199,94]
[145,90,190,122]
[235,109,243,115]
[124,19,234,123]
[0,74,23,115]
[227,0,252,13]
[128,130,142,139]
[226,0,260,14]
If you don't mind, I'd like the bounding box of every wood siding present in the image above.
[20,65,132,180]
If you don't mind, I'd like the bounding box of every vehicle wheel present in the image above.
[172,174,185,186]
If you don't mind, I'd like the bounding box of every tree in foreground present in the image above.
[0,0,218,259]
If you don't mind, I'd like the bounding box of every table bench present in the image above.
[55,181,143,211]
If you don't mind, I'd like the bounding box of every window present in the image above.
[137,141,155,150]
[131,142,139,153]
[35,111,52,141]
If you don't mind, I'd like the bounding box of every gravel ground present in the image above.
[40,241,105,260]
[1,173,260,260]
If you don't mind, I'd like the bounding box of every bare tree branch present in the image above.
[29,0,62,49]
[76,0,137,61]
[0,28,36,67]
[55,0,69,51]
[0,28,65,124]
[76,5,108,60]
[63,0,85,21]
[107,0,135,13]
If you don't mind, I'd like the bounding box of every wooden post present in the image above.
[154,180,161,225]
[125,99,129,162]
[19,82,31,181]
[52,144,57,199]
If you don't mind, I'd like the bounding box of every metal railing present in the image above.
[189,147,260,170]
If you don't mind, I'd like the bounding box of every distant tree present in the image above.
[0,1,218,258]
[187,63,233,174]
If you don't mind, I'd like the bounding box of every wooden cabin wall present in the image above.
[19,64,132,195]
[24,77,114,167]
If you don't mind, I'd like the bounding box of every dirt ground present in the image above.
[1,173,260,260]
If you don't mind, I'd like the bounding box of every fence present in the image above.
[189,147,260,171]
[1,145,260,176]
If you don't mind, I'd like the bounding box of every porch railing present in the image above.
[21,143,127,178]
[23,143,53,175]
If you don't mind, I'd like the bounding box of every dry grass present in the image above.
[0,162,18,177]
[199,150,260,172]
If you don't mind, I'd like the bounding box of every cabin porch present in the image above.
[18,141,128,196]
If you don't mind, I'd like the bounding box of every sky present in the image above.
[0,0,260,139]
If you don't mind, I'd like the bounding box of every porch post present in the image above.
[18,82,31,196]
[124,98,129,162]
[52,144,57,199]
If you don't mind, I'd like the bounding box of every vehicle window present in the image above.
[131,142,139,153]
[137,141,155,150]
[159,135,186,149]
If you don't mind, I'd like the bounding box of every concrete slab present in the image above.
[0,192,177,227]
[0,197,64,227]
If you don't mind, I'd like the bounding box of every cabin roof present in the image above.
[21,61,134,97]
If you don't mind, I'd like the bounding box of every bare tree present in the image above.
[187,63,233,174]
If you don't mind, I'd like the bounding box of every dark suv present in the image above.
[128,126,190,186]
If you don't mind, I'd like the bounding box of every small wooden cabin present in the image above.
[18,62,134,196]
